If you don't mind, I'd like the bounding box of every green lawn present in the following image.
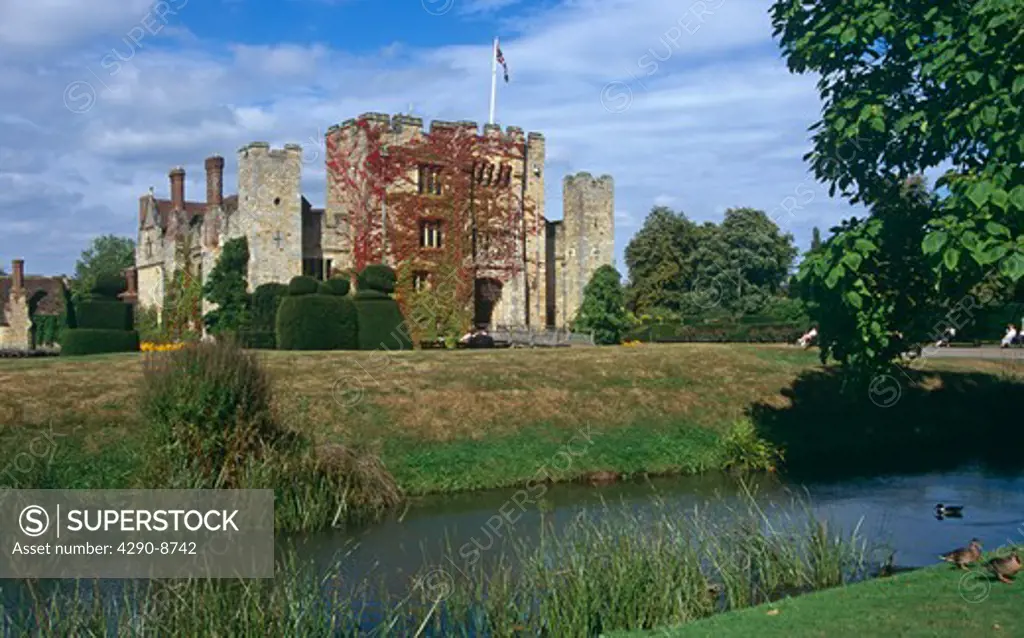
[610,560,1024,638]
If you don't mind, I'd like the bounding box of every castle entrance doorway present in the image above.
[473,278,502,328]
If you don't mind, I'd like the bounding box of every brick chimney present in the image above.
[205,156,224,207]
[11,259,24,293]
[170,167,185,211]
[120,267,138,305]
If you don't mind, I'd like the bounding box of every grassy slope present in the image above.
[0,345,1020,494]
[610,560,1024,638]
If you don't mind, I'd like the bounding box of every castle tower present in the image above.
[236,142,304,290]
[559,173,614,328]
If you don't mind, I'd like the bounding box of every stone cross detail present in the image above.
[273,232,284,250]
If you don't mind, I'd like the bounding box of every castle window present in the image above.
[413,271,430,292]
[418,164,442,195]
[420,220,443,249]
[499,164,512,187]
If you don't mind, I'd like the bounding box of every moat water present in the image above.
[4,465,1024,630]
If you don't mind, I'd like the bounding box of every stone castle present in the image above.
[133,112,614,331]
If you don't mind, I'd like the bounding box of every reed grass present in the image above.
[0,482,880,636]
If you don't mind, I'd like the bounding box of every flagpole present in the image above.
[488,37,498,125]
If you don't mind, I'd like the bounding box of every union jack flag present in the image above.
[496,42,509,83]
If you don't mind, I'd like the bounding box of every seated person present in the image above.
[935,327,955,347]
[1000,324,1018,348]
[797,326,818,348]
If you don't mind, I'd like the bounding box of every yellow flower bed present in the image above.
[622,340,643,347]
[140,342,187,352]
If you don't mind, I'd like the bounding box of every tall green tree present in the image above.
[772,1,1024,374]
[624,207,699,313]
[203,237,250,336]
[810,227,823,253]
[572,265,631,345]
[72,235,135,301]
[686,209,798,315]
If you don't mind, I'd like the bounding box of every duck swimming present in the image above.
[935,503,964,517]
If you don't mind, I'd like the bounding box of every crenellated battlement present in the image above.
[564,172,613,188]
[238,142,302,160]
[327,112,540,144]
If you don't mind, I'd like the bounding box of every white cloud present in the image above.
[0,0,188,52]
[0,0,861,276]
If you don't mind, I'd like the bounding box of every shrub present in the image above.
[357,264,396,294]
[140,338,283,486]
[250,283,288,328]
[353,295,413,351]
[90,274,127,298]
[288,276,319,296]
[276,295,358,350]
[76,298,134,331]
[238,330,277,349]
[571,265,631,345]
[322,277,351,296]
[628,322,804,343]
[60,329,140,355]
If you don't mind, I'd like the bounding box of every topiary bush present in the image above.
[276,276,358,350]
[90,274,127,298]
[354,265,412,351]
[60,329,140,355]
[76,298,134,331]
[321,277,351,296]
[288,276,319,296]
[62,277,139,356]
[357,264,396,294]
[244,283,289,350]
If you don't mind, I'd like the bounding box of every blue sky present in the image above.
[0,0,864,276]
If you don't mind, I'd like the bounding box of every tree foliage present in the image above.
[624,206,798,317]
[624,207,699,314]
[72,235,135,301]
[772,0,1024,375]
[202,237,250,335]
[796,177,948,380]
[572,265,631,345]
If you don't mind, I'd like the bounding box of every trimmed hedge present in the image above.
[353,295,413,350]
[276,295,358,350]
[60,329,140,355]
[353,265,410,351]
[90,274,127,298]
[76,299,134,331]
[322,277,351,296]
[358,264,396,294]
[628,322,805,343]
[250,283,288,330]
[238,330,276,350]
[288,276,319,296]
